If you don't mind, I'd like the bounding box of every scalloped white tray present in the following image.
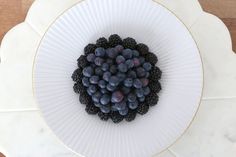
[0,0,236,157]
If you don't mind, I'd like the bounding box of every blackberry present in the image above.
[96,37,109,48]
[149,66,162,81]
[149,81,162,93]
[123,37,137,50]
[145,52,158,65]
[77,55,88,68]
[79,92,91,105]
[85,103,99,115]
[110,111,124,123]
[98,111,110,121]
[146,93,159,106]
[84,44,97,55]
[109,34,122,47]
[136,43,149,55]
[125,109,137,122]
[137,102,149,115]
[73,83,85,94]
[71,68,83,82]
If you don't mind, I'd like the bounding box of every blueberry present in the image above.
[100,94,111,105]
[101,63,109,71]
[92,92,102,103]
[106,84,116,92]
[135,88,144,98]
[124,78,133,87]
[115,100,127,110]
[106,58,114,65]
[140,78,149,87]
[139,96,145,102]
[125,59,134,69]
[90,63,97,68]
[132,50,139,57]
[100,105,111,113]
[133,58,141,67]
[127,70,137,78]
[100,88,109,94]
[83,66,94,77]
[136,67,146,77]
[103,71,111,82]
[106,48,118,59]
[95,47,106,57]
[116,55,125,64]
[88,85,97,94]
[111,91,124,103]
[143,86,151,96]
[128,93,136,102]
[87,88,93,96]
[145,72,150,78]
[94,102,102,107]
[139,57,145,64]
[119,107,129,116]
[110,65,117,74]
[109,76,119,86]
[98,80,106,88]
[89,75,99,84]
[94,57,104,66]
[121,86,131,95]
[82,77,90,87]
[118,63,128,73]
[111,105,118,111]
[128,100,138,109]
[116,72,126,82]
[133,79,142,88]
[143,62,152,71]
[86,53,96,62]
[115,45,124,52]
[122,49,133,59]
[95,67,103,76]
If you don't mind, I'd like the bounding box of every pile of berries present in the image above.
[72,34,162,123]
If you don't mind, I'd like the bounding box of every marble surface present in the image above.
[0,0,236,157]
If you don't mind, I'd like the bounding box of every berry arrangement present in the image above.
[72,34,162,123]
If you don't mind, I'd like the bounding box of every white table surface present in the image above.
[0,0,236,157]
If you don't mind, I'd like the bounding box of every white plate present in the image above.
[33,0,203,156]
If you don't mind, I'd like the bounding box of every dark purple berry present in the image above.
[95,47,106,57]
[123,37,137,49]
[140,78,149,87]
[98,80,106,88]
[100,94,111,105]
[135,88,144,98]
[111,91,124,103]
[146,93,159,106]
[83,66,94,77]
[122,49,133,59]
[115,45,124,52]
[98,111,109,121]
[124,78,133,87]
[96,37,108,48]
[116,55,125,64]
[137,102,149,115]
[103,71,112,82]
[143,86,151,96]
[84,44,96,55]
[133,58,141,67]
[127,93,136,102]
[85,103,99,115]
[145,52,158,65]
[143,62,152,71]
[106,84,116,92]
[119,107,129,116]
[101,63,109,71]
[127,70,137,79]
[109,65,117,74]
[92,92,102,103]
[94,57,104,66]
[82,77,90,87]
[133,79,142,88]
[89,75,99,84]
[125,59,134,69]
[125,109,137,122]
[72,68,83,82]
[109,34,122,47]
[95,67,103,76]
[109,76,119,86]
[86,53,96,62]
[136,67,146,77]
[136,43,149,55]
[77,55,88,68]
[100,105,111,113]
[121,86,131,95]
[118,63,128,73]
[110,111,124,123]
[128,100,138,110]
[132,50,139,57]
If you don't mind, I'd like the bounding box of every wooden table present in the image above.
[0,0,235,156]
